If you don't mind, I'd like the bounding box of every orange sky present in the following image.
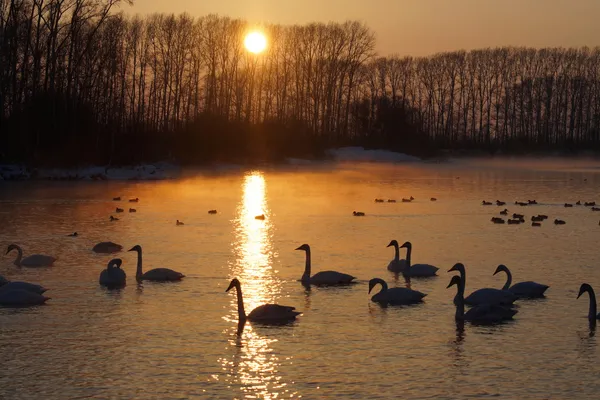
[125,0,600,56]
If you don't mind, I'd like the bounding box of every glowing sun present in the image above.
[244,32,267,54]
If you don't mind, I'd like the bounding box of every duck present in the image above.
[493,264,549,298]
[387,199,397,203]
[99,258,127,288]
[110,216,119,221]
[226,278,301,323]
[496,200,506,206]
[592,207,600,212]
[531,215,544,222]
[0,276,47,295]
[577,284,600,321]
[564,203,573,208]
[576,201,581,205]
[129,208,136,213]
[430,197,437,201]
[482,201,493,206]
[554,219,566,225]
[528,200,538,205]
[353,211,365,216]
[255,214,265,220]
[374,199,385,203]
[368,278,426,305]
[113,197,121,201]
[176,220,185,226]
[67,232,78,237]
[129,198,139,202]
[532,222,541,227]
[512,213,524,219]
[128,245,185,282]
[116,207,124,213]
[208,209,218,214]
[402,198,413,203]
[0,288,50,307]
[507,219,521,225]
[585,201,596,207]
[92,241,123,254]
[295,244,355,286]
[6,244,56,267]
[385,240,407,272]
[448,263,517,306]
[398,241,438,277]
[447,275,517,323]
[491,217,505,224]
[499,209,508,215]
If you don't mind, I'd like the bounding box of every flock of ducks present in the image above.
[485,198,600,226]
[2,195,600,334]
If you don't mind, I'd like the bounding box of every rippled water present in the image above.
[1,159,600,399]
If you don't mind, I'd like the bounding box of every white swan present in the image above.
[493,264,549,298]
[295,244,356,285]
[0,280,47,295]
[368,278,426,305]
[577,283,600,321]
[447,275,517,323]
[448,263,517,306]
[99,258,127,288]
[226,278,301,323]
[385,240,407,272]
[93,242,123,254]
[6,244,56,267]
[399,241,439,277]
[128,245,185,282]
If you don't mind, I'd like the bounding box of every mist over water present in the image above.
[0,158,599,399]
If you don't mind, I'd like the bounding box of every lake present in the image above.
[0,158,599,399]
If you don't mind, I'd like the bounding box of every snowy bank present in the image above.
[0,162,181,181]
[326,147,421,163]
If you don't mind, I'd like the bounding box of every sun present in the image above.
[244,31,267,54]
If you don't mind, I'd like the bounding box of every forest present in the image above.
[2,0,600,166]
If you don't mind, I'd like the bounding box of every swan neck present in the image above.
[301,249,311,282]
[588,288,597,321]
[405,245,412,268]
[13,246,23,266]
[502,268,512,291]
[135,250,143,278]
[455,281,465,320]
[393,244,399,261]
[235,283,247,321]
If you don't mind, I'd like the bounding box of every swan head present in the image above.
[386,240,398,248]
[447,275,461,289]
[5,244,19,255]
[577,283,593,299]
[493,264,509,275]
[111,258,123,269]
[367,278,381,294]
[448,263,465,273]
[128,245,142,252]
[399,241,412,249]
[295,244,310,252]
[226,278,240,292]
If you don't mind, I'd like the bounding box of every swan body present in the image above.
[493,264,549,298]
[447,274,517,323]
[128,245,184,282]
[386,240,408,272]
[448,263,516,306]
[398,241,438,277]
[368,278,426,305]
[99,258,127,288]
[295,244,355,285]
[6,244,56,267]
[0,281,47,295]
[577,283,600,321]
[93,241,123,254]
[226,278,301,323]
[0,288,50,306]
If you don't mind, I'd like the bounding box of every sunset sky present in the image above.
[127,0,600,56]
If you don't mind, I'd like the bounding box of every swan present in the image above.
[577,284,600,321]
[385,240,407,272]
[92,241,123,254]
[6,244,56,267]
[493,264,549,298]
[448,263,517,306]
[0,279,47,295]
[295,244,356,285]
[99,258,126,288]
[226,278,301,323]
[447,275,517,323]
[398,242,439,277]
[0,288,50,307]
[128,245,185,282]
[368,278,426,305]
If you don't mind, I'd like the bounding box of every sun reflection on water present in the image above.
[219,171,296,399]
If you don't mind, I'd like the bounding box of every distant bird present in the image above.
[482,201,492,206]
[532,222,541,227]
[576,201,581,205]
[67,232,78,237]
[129,198,139,203]
[585,201,596,207]
[496,200,506,206]
[6,244,56,267]
[508,219,521,225]
[512,213,524,219]
[208,209,218,214]
[295,244,355,286]
[374,198,385,203]
[92,242,123,254]
[368,278,426,305]
[402,197,414,202]
[500,209,508,215]
[128,245,185,282]
[110,216,119,221]
[430,197,437,201]
[531,215,544,222]
[577,284,600,321]
[387,199,396,203]
[353,211,365,216]
[515,202,528,206]
[564,203,573,208]
[255,214,265,220]
[554,219,566,225]
[129,208,136,213]
[226,278,301,323]
[493,264,549,298]
[537,214,548,220]
[176,220,184,225]
[491,217,505,224]
[116,207,124,213]
[592,207,600,212]
[528,200,538,204]
[113,197,121,201]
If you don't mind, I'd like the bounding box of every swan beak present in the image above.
[127,247,135,252]
[493,268,500,276]
[295,246,305,251]
[446,281,455,289]
[447,267,456,273]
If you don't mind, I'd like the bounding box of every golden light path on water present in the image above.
[219,171,296,399]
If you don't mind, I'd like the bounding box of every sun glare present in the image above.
[244,31,267,54]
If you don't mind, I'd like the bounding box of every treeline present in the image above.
[1,3,600,166]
